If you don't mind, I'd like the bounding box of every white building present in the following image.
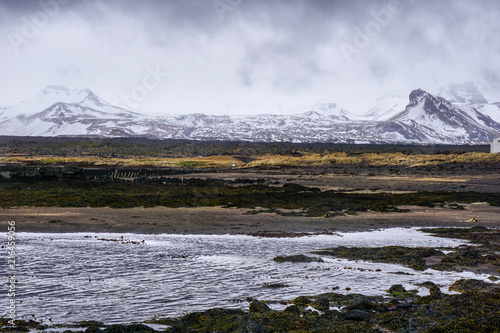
[491,137,500,153]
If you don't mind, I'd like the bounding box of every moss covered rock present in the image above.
[272,255,323,263]
[249,300,271,313]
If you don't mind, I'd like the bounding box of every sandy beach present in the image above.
[2,203,499,234]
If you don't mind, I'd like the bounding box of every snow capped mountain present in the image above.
[206,102,357,120]
[435,81,500,126]
[294,102,356,121]
[381,89,500,143]
[0,85,499,144]
[3,86,108,118]
[0,86,149,136]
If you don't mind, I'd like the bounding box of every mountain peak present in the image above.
[38,86,98,99]
[387,86,500,143]
[29,86,109,110]
[408,89,433,105]
[1,85,499,144]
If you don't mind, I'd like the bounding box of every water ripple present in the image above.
[2,228,493,324]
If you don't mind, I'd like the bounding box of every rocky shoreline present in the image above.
[2,227,499,333]
[150,278,500,333]
[2,278,499,332]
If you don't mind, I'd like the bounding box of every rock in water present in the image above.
[449,279,496,293]
[249,300,271,313]
[292,296,311,306]
[429,285,442,298]
[104,324,156,333]
[388,284,406,293]
[312,297,330,311]
[273,255,323,263]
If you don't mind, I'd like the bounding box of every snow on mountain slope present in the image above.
[0,86,142,120]
[1,86,499,144]
[168,113,233,127]
[435,82,500,128]
[387,89,500,143]
[361,95,408,121]
[3,86,92,118]
[0,86,149,136]
[476,103,500,123]
[294,102,356,120]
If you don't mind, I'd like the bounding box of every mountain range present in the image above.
[0,84,499,144]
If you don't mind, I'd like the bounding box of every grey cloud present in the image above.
[1,0,500,113]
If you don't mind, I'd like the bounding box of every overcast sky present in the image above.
[1,0,499,115]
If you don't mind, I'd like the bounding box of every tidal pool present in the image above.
[2,228,493,324]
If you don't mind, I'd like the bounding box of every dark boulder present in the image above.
[283,305,301,316]
[388,284,406,293]
[249,300,271,313]
[348,296,375,310]
[418,281,437,288]
[345,310,370,322]
[311,297,330,311]
[292,296,311,306]
[449,279,495,293]
[104,324,156,333]
[429,285,442,298]
[273,255,323,263]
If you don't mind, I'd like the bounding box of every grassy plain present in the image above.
[1,137,500,332]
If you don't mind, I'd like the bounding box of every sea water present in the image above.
[2,228,494,324]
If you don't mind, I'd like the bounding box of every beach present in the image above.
[2,203,500,235]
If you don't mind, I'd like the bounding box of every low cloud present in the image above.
[0,0,499,114]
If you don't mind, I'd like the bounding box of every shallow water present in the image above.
[2,228,494,324]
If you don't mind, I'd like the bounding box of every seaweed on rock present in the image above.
[141,280,500,332]
[312,246,443,271]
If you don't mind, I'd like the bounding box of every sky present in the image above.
[1,0,500,115]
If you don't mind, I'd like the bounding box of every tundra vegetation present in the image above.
[1,138,499,332]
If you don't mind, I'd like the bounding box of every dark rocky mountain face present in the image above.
[387,89,500,144]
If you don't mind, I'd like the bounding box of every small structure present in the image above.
[491,137,500,153]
